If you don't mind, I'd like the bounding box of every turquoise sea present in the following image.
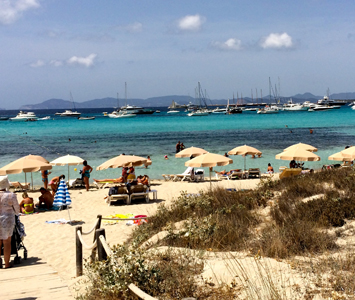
[1,106,355,186]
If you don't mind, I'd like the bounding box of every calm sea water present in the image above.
[1,106,355,185]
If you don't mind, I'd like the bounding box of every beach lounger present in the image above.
[279,168,302,179]
[94,179,123,189]
[107,186,130,205]
[162,174,175,181]
[68,178,84,188]
[173,167,194,181]
[130,184,149,203]
[215,170,246,180]
[194,169,205,182]
[248,168,261,178]
[9,181,30,192]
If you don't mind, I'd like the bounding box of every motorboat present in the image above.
[228,107,243,114]
[167,110,179,114]
[108,111,136,118]
[168,100,188,109]
[302,101,316,109]
[212,107,228,114]
[120,105,155,114]
[60,110,81,117]
[187,109,209,117]
[243,107,258,112]
[310,105,334,111]
[10,111,38,121]
[155,110,160,113]
[38,116,51,120]
[257,106,279,114]
[0,117,9,121]
[317,96,347,106]
[78,116,95,120]
[283,100,308,111]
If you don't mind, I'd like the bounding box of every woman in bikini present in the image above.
[19,192,34,214]
[49,175,65,196]
[41,170,51,189]
[82,160,93,191]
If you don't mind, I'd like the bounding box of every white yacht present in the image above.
[317,96,347,106]
[120,105,155,115]
[60,110,81,117]
[302,101,316,109]
[187,109,210,117]
[10,111,38,121]
[212,107,228,114]
[167,110,180,114]
[108,110,136,118]
[257,106,279,114]
[283,99,308,111]
[310,105,334,111]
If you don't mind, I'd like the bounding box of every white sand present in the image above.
[15,178,262,296]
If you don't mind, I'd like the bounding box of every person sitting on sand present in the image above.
[49,175,65,196]
[267,163,274,174]
[19,192,34,214]
[289,160,296,168]
[37,187,54,209]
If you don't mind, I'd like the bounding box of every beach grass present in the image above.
[80,167,355,299]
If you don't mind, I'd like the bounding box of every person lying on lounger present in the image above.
[93,177,124,183]
[215,169,242,176]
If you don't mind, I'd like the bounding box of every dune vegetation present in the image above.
[79,168,355,299]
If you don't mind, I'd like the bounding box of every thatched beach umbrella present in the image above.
[284,142,318,152]
[328,151,353,162]
[339,146,355,159]
[175,146,208,158]
[228,144,262,170]
[185,153,233,187]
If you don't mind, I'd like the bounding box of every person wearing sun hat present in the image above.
[0,176,20,269]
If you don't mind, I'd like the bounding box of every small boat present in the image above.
[60,110,81,117]
[38,116,51,120]
[0,117,9,121]
[102,112,108,116]
[257,106,279,114]
[167,110,179,114]
[10,111,38,121]
[212,107,227,114]
[78,116,95,120]
[187,109,209,117]
[155,110,160,113]
[311,105,334,111]
[108,111,136,118]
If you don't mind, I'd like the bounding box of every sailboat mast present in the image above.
[125,82,127,106]
[70,91,76,110]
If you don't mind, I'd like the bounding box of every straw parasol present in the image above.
[96,155,148,171]
[0,154,52,189]
[339,146,355,159]
[228,145,262,170]
[50,154,84,182]
[328,151,352,162]
[185,153,233,187]
[175,146,208,158]
[275,147,320,162]
[284,142,318,152]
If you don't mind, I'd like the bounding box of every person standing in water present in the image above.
[82,160,93,191]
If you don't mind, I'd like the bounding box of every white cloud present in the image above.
[67,53,97,67]
[260,32,293,49]
[0,0,40,25]
[178,14,205,32]
[125,22,142,33]
[29,59,45,68]
[213,38,242,51]
[49,60,63,67]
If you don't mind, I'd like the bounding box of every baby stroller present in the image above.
[1,215,27,264]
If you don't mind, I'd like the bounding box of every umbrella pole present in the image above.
[31,173,33,191]
[209,167,212,189]
[244,155,246,171]
[68,165,70,183]
[25,173,27,187]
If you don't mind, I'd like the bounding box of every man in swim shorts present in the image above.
[37,188,54,209]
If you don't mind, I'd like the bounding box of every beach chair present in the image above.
[9,181,30,192]
[130,184,149,203]
[162,174,174,181]
[173,167,194,181]
[94,179,123,189]
[279,168,302,179]
[68,178,84,188]
[248,168,261,178]
[194,169,205,182]
[107,186,130,205]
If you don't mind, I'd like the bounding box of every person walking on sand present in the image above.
[82,160,93,191]
[0,176,20,268]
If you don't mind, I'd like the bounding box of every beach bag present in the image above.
[108,186,118,196]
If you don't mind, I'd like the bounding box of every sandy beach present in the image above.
[12,177,262,297]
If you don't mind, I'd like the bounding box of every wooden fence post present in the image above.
[76,226,83,277]
[90,215,102,260]
[96,228,107,261]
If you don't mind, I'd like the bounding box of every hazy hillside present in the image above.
[18,92,355,110]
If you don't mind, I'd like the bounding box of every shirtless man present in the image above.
[49,174,65,196]
[176,141,181,153]
[37,188,54,209]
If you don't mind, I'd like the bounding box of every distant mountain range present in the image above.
[19,92,355,110]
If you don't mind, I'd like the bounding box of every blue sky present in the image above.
[1,0,355,108]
